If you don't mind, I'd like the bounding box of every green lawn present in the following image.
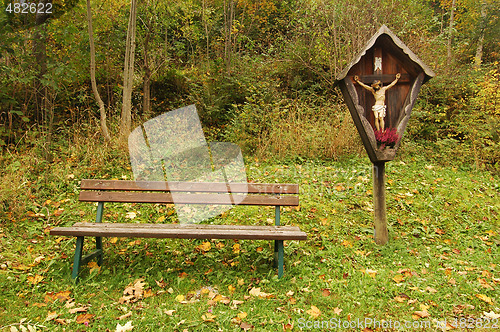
[0,150,498,331]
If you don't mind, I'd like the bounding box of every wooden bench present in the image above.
[50,179,306,280]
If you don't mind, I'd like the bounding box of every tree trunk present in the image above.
[223,0,234,75]
[33,0,50,124]
[142,28,152,117]
[474,0,487,69]
[120,0,138,141]
[202,0,210,72]
[86,0,111,142]
[446,0,456,70]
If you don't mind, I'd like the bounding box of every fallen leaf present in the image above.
[333,307,342,315]
[202,313,216,322]
[233,243,240,254]
[240,321,253,331]
[115,321,134,332]
[196,242,211,252]
[119,279,146,304]
[76,313,94,324]
[125,212,137,219]
[412,311,430,319]
[478,278,495,290]
[175,294,185,302]
[392,275,405,283]
[341,240,352,247]
[164,310,175,316]
[394,296,407,303]
[88,261,101,274]
[27,274,44,285]
[476,294,494,305]
[365,269,377,278]
[321,289,331,297]
[12,264,31,271]
[306,305,321,318]
[483,311,500,319]
[33,256,45,265]
[45,311,59,321]
[69,306,88,314]
[425,287,438,294]
[249,287,261,297]
[54,318,67,325]
[155,279,166,288]
[116,312,132,320]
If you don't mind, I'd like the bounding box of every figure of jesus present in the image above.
[354,73,401,131]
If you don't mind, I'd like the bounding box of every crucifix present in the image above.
[337,26,435,245]
[352,48,408,132]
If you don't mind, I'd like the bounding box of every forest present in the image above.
[0,0,499,165]
[0,0,499,330]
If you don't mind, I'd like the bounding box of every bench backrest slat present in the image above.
[79,191,299,206]
[80,179,298,195]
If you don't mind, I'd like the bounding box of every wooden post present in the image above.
[373,162,388,245]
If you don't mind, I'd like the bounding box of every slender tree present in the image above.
[86,0,111,142]
[447,0,456,70]
[120,0,138,141]
[474,0,487,68]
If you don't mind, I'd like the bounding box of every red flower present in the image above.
[375,128,400,148]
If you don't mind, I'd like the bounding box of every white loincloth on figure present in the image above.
[372,105,386,119]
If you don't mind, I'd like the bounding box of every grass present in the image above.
[0,135,499,331]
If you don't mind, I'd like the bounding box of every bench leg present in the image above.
[275,240,284,278]
[95,236,103,266]
[71,236,84,280]
[72,202,105,281]
[274,204,284,278]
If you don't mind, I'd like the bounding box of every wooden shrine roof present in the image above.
[336,25,435,83]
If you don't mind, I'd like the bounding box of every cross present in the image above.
[352,48,410,84]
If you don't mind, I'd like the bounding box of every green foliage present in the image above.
[408,65,500,170]
[0,0,499,168]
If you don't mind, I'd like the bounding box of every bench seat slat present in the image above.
[79,191,299,206]
[50,223,307,241]
[80,180,299,194]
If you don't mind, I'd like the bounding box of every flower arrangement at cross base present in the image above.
[374,128,400,150]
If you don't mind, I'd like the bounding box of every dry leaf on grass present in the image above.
[116,321,134,332]
[116,312,132,320]
[306,305,321,318]
[476,294,494,304]
[68,306,88,314]
[248,287,273,298]
[412,311,430,319]
[119,279,150,304]
[392,275,405,283]
[76,313,94,324]
[201,313,216,322]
